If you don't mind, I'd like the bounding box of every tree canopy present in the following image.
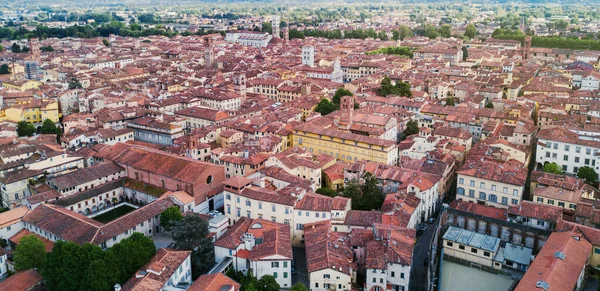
[171,214,215,278]
[257,275,280,291]
[403,120,419,137]
[465,24,477,39]
[14,235,47,271]
[377,76,411,97]
[342,172,385,211]
[577,166,598,186]
[68,78,83,89]
[43,232,156,291]
[0,64,10,75]
[316,187,338,197]
[40,119,60,135]
[17,121,36,137]
[160,206,183,231]
[543,162,563,174]
[314,98,337,116]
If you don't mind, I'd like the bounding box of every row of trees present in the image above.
[366,46,413,58]
[491,28,600,51]
[17,119,60,137]
[13,233,156,291]
[289,28,387,40]
[0,22,177,41]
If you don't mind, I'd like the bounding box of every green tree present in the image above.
[40,45,54,52]
[17,121,36,137]
[291,283,308,291]
[11,42,21,53]
[315,98,337,116]
[0,64,10,75]
[171,214,215,278]
[160,206,183,231]
[332,88,353,107]
[577,166,598,186]
[343,172,384,210]
[316,187,337,197]
[404,120,419,137]
[377,76,412,97]
[261,22,273,34]
[485,102,494,108]
[465,24,477,39]
[461,46,468,61]
[68,77,83,89]
[424,24,439,39]
[397,25,412,40]
[257,275,280,291]
[543,162,563,174]
[0,44,4,52]
[446,97,455,106]
[40,119,60,134]
[14,235,46,271]
[102,39,110,46]
[438,24,452,38]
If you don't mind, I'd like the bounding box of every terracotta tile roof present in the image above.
[449,200,507,221]
[190,273,240,291]
[345,210,382,227]
[507,201,563,223]
[295,192,334,211]
[0,206,29,229]
[23,198,174,245]
[122,248,191,291]
[515,230,591,291]
[48,161,124,190]
[9,229,54,252]
[304,220,357,275]
[0,269,43,291]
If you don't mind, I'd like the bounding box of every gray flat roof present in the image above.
[503,243,533,265]
[443,226,501,253]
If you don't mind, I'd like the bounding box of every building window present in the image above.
[271,262,279,268]
[468,189,475,197]
[479,192,486,200]
[459,245,465,250]
[501,197,508,205]
[469,180,475,187]
[570,204,576,209]
[483,251,490,257]
[459,178,464,184]
[503,187,508,194]
[491,185,496,191]
[512,199,518,205]
[558,202,565,207]
[296,224,304,230]
[575,157,580,163]
[471,248,477,254]
[489,194,497,203]
[548,200,554,205]
[576,146,581,153]
[480,182,485,189]
[457,188,465,195]
[447,241,453,247]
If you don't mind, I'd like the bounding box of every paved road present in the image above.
[410,222,437,291]
[292,247,309,288]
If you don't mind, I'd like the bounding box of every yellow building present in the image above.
[293,122,398,166]
[3,79,42,92]
[293,96,398,165]
[4,99,60,123]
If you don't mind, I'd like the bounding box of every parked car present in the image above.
[427,217,436,224]
[420,224,428,231]
[416,229,424,236]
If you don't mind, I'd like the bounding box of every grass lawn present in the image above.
[92,205,137,223]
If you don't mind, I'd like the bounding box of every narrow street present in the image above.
[410,221,438,291]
